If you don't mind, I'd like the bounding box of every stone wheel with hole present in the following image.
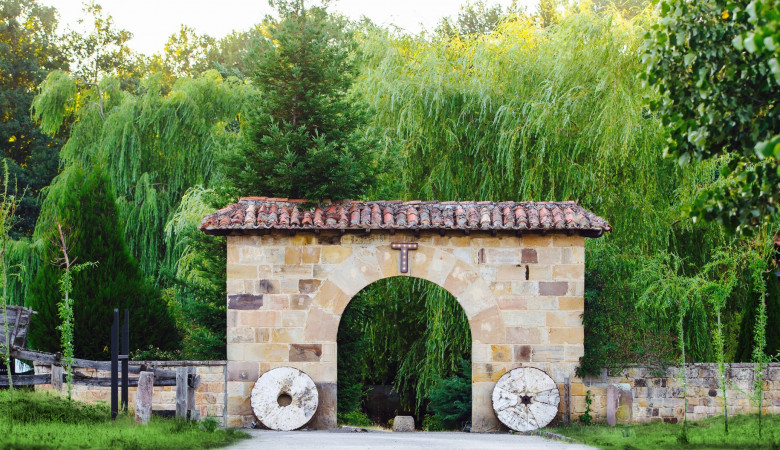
[251,367,319,431]
[492,367,560,432]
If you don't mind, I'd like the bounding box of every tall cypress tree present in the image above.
[223,0,377,200]
[26,166,176,360]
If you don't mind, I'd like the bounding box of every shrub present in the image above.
[427,359,471,430]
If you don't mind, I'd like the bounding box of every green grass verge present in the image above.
[549,414,780,449]
[0,389,249,449]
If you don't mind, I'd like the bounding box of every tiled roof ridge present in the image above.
[201,198,611,237]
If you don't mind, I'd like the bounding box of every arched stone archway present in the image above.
[202,199,610,430]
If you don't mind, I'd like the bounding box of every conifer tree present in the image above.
[26,166,176,360]
[223,0,377,200]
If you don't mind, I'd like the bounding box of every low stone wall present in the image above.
[30,361,779,428]
[568,363,780,424]
[34,361,227,425]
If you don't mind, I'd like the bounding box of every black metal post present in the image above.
[110,308,119,419]
[121,309,129,412]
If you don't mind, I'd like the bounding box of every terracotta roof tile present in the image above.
[200,198,612,237]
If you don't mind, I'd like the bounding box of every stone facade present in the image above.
[224,231,587,430]
[571,363,780,424]
[34,361,227,425]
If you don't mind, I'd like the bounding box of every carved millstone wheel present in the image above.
[251,367,319,431]
[492,367,560,432]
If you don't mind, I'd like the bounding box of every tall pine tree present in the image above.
[223,0,377,200]
[26,166,176,360]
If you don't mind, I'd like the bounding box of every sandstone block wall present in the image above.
[568,363,780,424]
[34,361,227,424]
[225,231,586,431]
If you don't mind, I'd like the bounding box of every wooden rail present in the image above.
[0,348,197,389]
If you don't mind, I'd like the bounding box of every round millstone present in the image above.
[492,367,560,432]
[251,367,319,431]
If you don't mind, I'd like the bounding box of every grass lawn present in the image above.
[549,414,780,449]
[0,389,248,449]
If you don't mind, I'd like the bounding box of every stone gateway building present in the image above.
[201,198,611,430]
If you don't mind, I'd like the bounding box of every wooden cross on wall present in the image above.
[390,243,418,273]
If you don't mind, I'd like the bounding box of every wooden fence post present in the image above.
[187,366,199,421]
[176,367,188,420]
[51,365,63,392]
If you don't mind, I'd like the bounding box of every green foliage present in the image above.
[199,415,219,433]
[551,413,780,448]
[223,0,378,201]
[436,0,522,37]
[0,390,248,448]
[0,160,21,429]
[338,277,470,416]
[32,70,254,284]
[26,165,176,360]
[0,0,67,236]
[641,0,780,232]
[427,359,471,430]
[62,1,135,84]
[338,410,372,427]
[54,224,96,399]
[579,389,593,425]
[422,414,445,431]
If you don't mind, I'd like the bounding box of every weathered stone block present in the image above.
[285,248,302,265]
[320,246,352,264]
[244,343,289,362]
[491,345,512,362]
[238,311,280,327]
[301,247,320,264]
[298,279,321,294]
[289,344,323,362]
[282,311,307,328]
[552,264,584,280]
[558,296,584,310]
[290,294,313,310]
[254,279,280,294]
[506,327,543,344]
[514,345,531,362]
[496,296,527,310]
[532,345,565,361]
[546,312,582,328]
[271,327,304,343]
[264,294,289,310]
[539,281,568,296]
[228,294,263,310]
[304,307,339,341]
[393,416,415,432]
[227,264,257,279]
[521,248,538,263]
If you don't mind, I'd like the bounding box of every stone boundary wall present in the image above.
[33,361,228,425]
[29,361,780,428]
[569,363,780,424]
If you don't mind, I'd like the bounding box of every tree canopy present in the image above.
[222,0,378,201]
[642,0,780,232]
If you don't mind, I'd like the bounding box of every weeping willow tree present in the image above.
[338,277,470,418]
[355,10,673,250]
[347,4,775,378]
[31,70,257,284]
[24,70,256,358]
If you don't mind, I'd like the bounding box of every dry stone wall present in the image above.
[570,363,780,424]
[225,231,586,431]
[33,361,227,424]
